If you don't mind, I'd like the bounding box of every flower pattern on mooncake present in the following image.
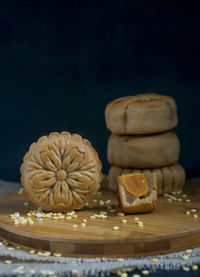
[20,132,102,212]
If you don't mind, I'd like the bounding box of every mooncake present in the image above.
[107,131,180,168]
[108,163,185,196]
[20,132,102,212]
[105,93,178,135]
[117,172,157,213]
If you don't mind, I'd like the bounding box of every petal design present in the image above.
[38,188,51,203]
[79,160,96,171]
[74,188,90,195]
[64,190,73,209]
[33,176,56,189]
[72,190,84,207]
[33,152,43,167]
[59,137,67,157]
[40,152,57,172]
[67,178,79,188]
[48,150,62,170]
[62,155,71,170]
[21,132,102,212]
[67,162,80,173]
[28,161,43,170]
[28,169,44,180]
[47,142,61,158]
[49,190,55,208]
[68,147,83,164]
[68,171,93,183]
[61,181,69,197]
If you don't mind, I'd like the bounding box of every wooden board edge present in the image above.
[1,223,200,257]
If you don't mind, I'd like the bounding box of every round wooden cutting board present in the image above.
[0,179,200,257]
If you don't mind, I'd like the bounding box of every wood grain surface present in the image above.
[0,179,200,257]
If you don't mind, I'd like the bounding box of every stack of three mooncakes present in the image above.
[105,93,185,196]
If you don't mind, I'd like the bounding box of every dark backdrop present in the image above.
[0,1,200,182]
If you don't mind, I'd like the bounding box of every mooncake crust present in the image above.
[20,132,102,212]
[105,93,178,135]
[109,164,185,196]
[107,131,180,169]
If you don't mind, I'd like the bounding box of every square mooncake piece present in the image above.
[117,172,157,214]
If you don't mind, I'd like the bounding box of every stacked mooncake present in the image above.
[105,93,185,196]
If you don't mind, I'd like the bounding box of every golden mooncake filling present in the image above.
[121,173,149,197]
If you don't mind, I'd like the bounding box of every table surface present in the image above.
[0,179,200,277]
[1,180,200,258]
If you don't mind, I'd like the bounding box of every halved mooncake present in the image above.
[20,132,102,212]
[117,172,157,213]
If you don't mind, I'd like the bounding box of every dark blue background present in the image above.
[0,1,200,183]
[1,2,200,277]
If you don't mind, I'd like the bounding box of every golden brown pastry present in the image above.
[109,164,185,196]
[20,132,102,212]
[108,131,180,169]
[105,93,178,135]
[117,172,157,213]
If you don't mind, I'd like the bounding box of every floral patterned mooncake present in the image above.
[20,132,102,212]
